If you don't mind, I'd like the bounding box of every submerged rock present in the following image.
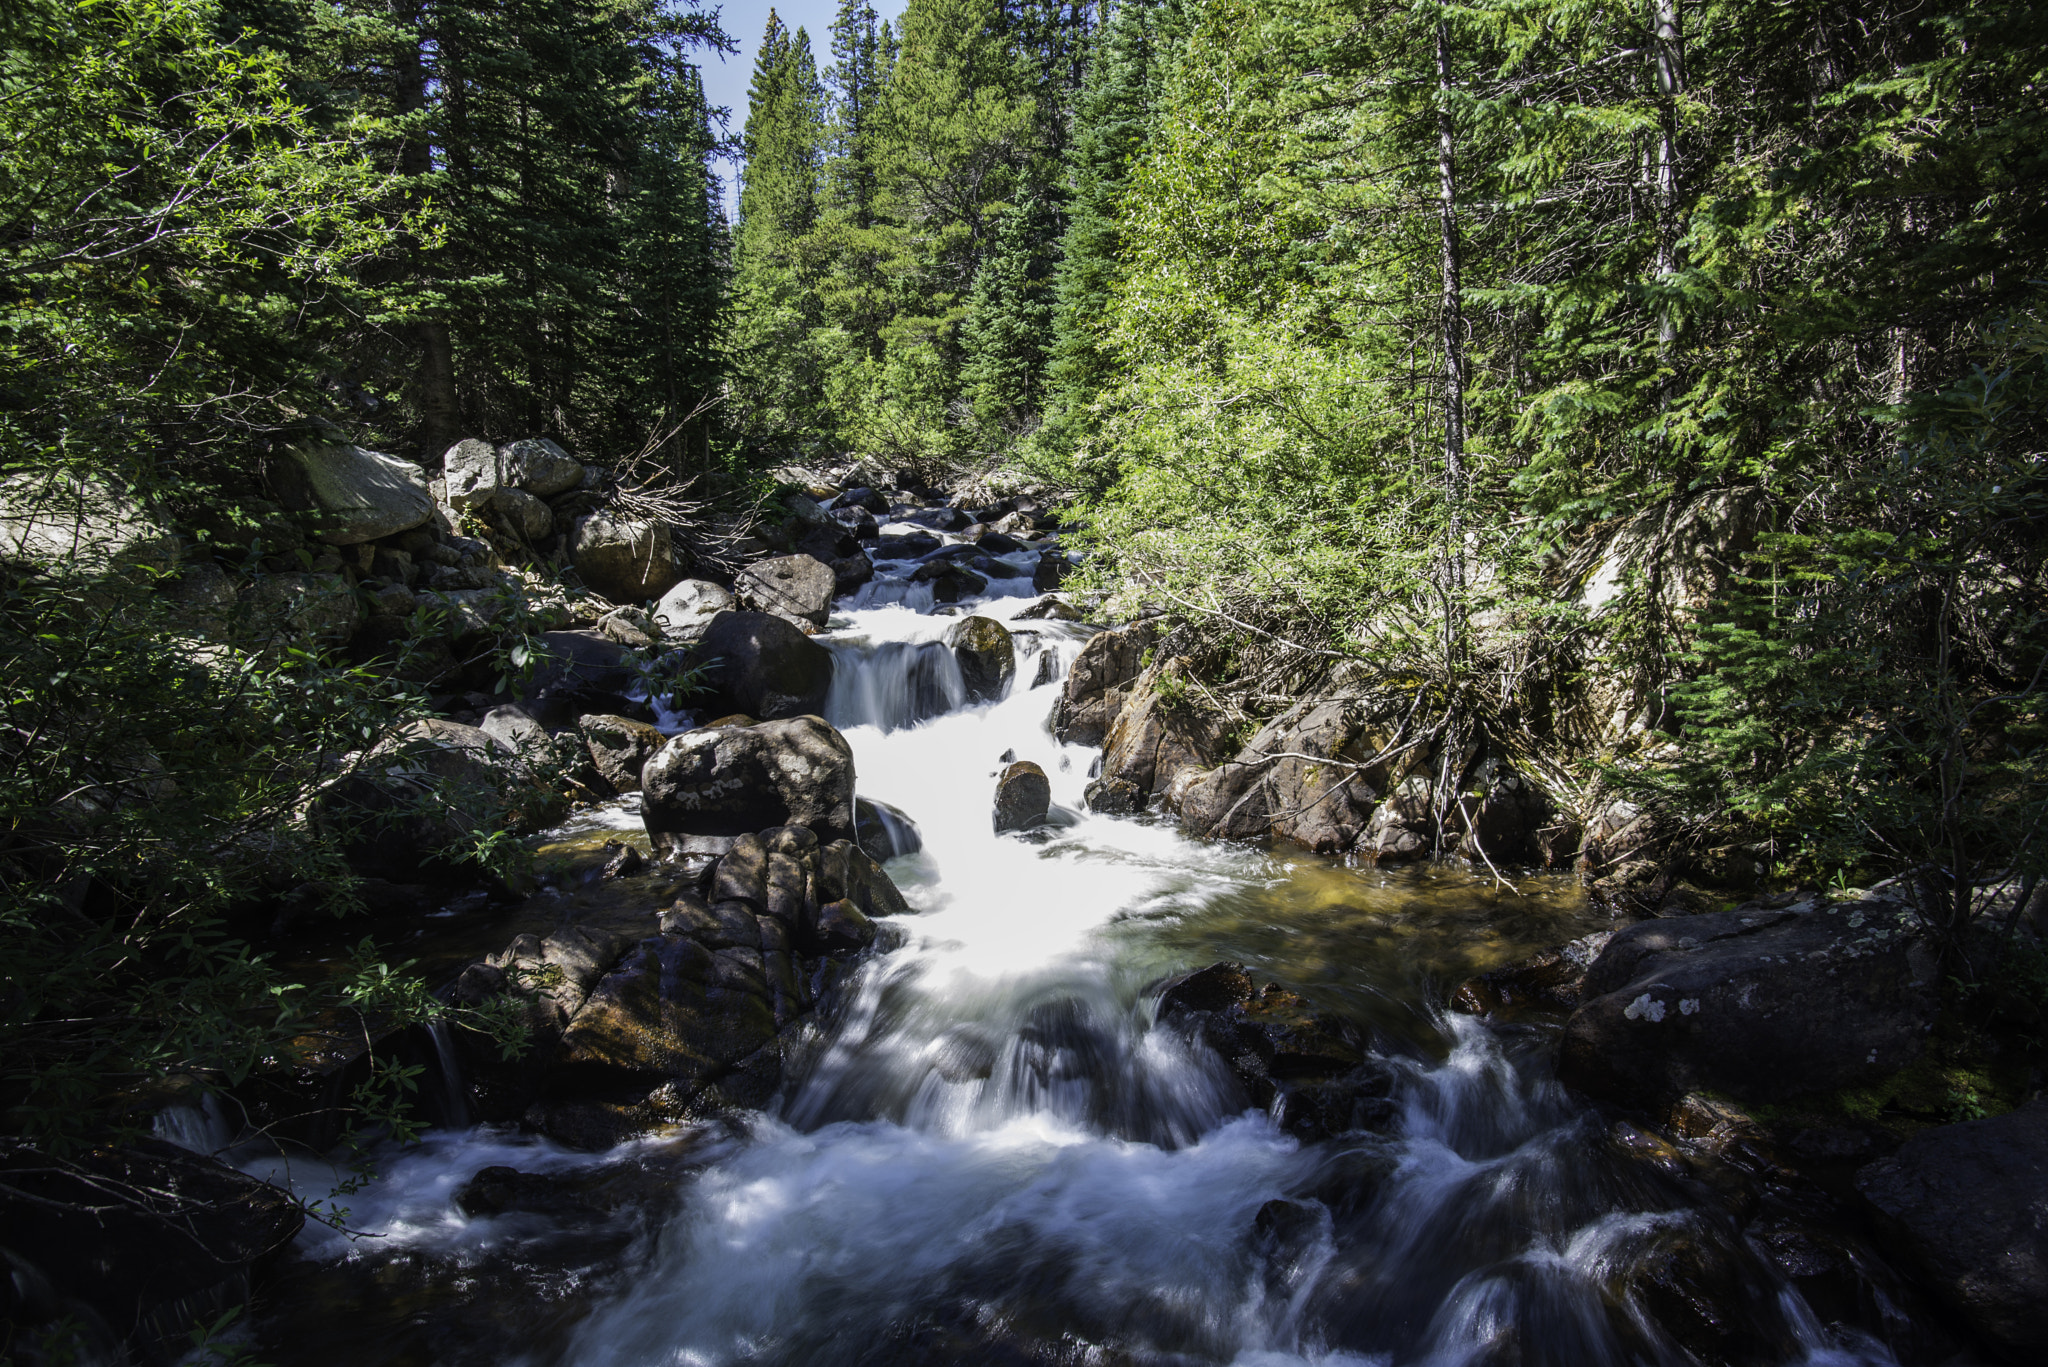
[992,760,1052,833]
[1856,1099,2048,1364]
[1557,894,1938,1107]
[855,795,923,859]
[1450,931,1615,1019]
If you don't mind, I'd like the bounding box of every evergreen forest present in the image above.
[4,0,2048,1359]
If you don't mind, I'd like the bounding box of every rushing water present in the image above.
[244,537,1921,1367]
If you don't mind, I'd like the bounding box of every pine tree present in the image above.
[1037,0,1161,468]
[961,195,1059,435]
[827,0,887,227]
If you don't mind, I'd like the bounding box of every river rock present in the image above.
[578,713,666,793]
[522,629,645,729]
[1855,1099,2048,1363]
[1098,659,1231,807]
[270,438,435,544]
[1155,962,1385,1140]
[1557,895,1938,1108]
[682,611,835,720]
[1450,931,1615,1019]
[0,1137,302,1357]
[911,559,987,603]
[0,471,179,576]
[1014,595,1080,622]
[1033,549,1076,591]
[651,578,734,644]
[481,702,554,759]
[945,615,1015,704]
[1085,776,1142,815]
[247,570,362,645]
[312,718,551,882]
[875,529,942,559]
[1052,621,1155,746]
[992,760,1052,833]
[570,513,680,604]
[834,486,889,515]
[486,486,554,542]
[806,897,877,955]
[856,796,923,859]
[736,554,835,628]
[500,437,585,496]
[827,552,874,597]
[642,715,856,847]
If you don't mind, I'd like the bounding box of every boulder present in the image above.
[827,552,874,597]
[642,715,856,847]
[993,760,1052,834]
[855,796,923,859]
[1450,931,1615,1019]
[1014,595,1080,622]
[270,438,435,545]
[682,611,835,721]
[1098,660,1231,807]
[486,486,553,542]
[1033,549,1076,592]
[945,615,1016,704]
[735,553,835,628]
[570,513,680,604]
[875,529,942,559]
[522,629,644,729]
[1173,696,1395,854]
[312,718,550,881]
[652,578,736,644]
[1557,895,1939,1108]
[499,437,585,497]
[0,472,179,576]
[247,570,361,645]
[1052,621,1155,746]
[1155,963,1385,1140]
[578,713,667,793]
[910,559,987,603]
[1084,776,1142,815]
[834,486,889,515]
[480,703,554,758]
[1856,1099,2048,1363]
[444,436,584,508]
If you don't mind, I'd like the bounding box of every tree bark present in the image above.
[1651,0,1684,369]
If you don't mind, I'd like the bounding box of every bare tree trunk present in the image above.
[395,0,461,458]
[1651,0,1684,384]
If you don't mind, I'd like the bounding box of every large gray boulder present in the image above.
[945,615,1015,703]
[683,611,834,721]
[271,439,435,545]
[1557,895,1938,1107]
[0,472,178,576]
[1856,1099,2048,1363]
[736,553,835,628]
[570,513,680,604]
[653,578,736,644]
[444,436,585,509]
[641,716,857,847]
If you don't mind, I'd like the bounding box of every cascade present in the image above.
[250,526,1912,1367]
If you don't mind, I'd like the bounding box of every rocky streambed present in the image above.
[56,482,2038,1367]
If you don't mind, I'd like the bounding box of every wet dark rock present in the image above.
[1031,549,1075,592]
[1856,1098,2048,1363]
[944,615,1015,704]
[828,552,874,597]
[833,486,889,515]
[680,611,835,721]
[1449,931,1614,1019]
[735,553,835,629]
[856,796,923,859]
[1558,895,1939,1108]
[642,716,856,847]
[875,529,942,559]
[806,896,877,954]
[1156,962,1374,1138]
[1084,776,1142,815]
[1051,621,1154,747]
[910,559,986,602]
[578,712,666,793]
[0,1137,302,1359]
[599,840,646,879]
[899,506,972,532]
[710,833,770,907]
[522,629,646,728]
[1013,594,1079,622]
[993,760,1052,833]
[816,838,911,919]
[1030,650,1061,689]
